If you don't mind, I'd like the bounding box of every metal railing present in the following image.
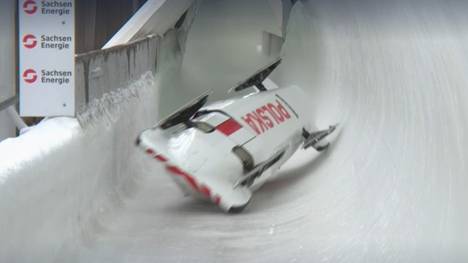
[0,96,18,112]
[0,95,28,131]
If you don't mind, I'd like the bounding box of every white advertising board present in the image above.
[19,0,75,117]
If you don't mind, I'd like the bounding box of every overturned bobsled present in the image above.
[136,59,338,213]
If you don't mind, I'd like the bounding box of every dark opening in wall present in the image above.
[75,0,148,54]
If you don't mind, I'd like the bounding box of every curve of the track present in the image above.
[72,1,468,262]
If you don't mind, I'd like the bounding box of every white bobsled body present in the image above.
[137,60,337,212]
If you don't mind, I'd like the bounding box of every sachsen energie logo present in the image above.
[23,1,73,16]
[23,69,38,84]
[23,0,38,15]
[22,34,37,49]
[22,69,72,85]
[22,34,72,50]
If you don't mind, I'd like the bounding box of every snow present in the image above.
[0,73,159,262]
[2,0,468,262]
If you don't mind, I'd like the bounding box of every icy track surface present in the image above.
[72,1,468,262]
[8,0,468,262]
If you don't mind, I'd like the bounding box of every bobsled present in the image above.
[136,59,337,212]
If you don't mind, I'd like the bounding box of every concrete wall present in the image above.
[0,1,16,141]
[75,36,159,113]
[74,0,200,116]
[158,0,286,117]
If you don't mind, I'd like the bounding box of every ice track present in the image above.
[4,0,468,262]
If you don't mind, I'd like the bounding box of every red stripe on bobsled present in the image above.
[216,118,241,136]
[199,185,211,198]
[166,165,199,191]
[155,154,168,162]
[164,164,222,208]
[213,195,221,205]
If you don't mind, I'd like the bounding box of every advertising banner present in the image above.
[19,0,75,116]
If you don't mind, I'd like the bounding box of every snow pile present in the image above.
[0,72,159,262]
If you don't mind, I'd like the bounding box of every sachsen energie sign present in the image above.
[19,0,75,117]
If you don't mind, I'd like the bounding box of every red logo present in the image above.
[216,118,242,136]
[23,0,37,15]
[23,69,38,84]
[22,34,37,49]
[242,100,292,135]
